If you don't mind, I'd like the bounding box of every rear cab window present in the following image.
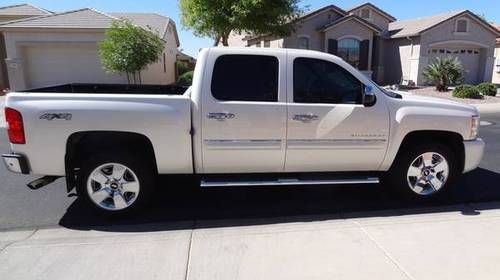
[211,55,279,102]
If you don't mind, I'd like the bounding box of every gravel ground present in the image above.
[406,87,500,104]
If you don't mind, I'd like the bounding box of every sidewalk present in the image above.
[2,203,500,280]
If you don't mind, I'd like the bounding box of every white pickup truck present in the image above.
[2,48,485,214]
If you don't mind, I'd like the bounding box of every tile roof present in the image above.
[388,10,465,38]
[109,12,171,38]
[0,8,115,28]
[0,3,51,16]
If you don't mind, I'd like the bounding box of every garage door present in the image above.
[428,48,481,84]
[22,43,127,89]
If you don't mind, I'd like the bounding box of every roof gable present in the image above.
[297,5,347,22]
[347,2,396,22]
[0,3,51,16]
[320,14,381,33]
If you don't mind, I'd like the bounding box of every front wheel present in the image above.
[77,152,156,214]
[384,143,459,199]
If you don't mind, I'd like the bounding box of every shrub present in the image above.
[476,83,497,96]
[178,71,193,86]
[422,57,464,91]
[452,85,482,99]
[99,19,165,84]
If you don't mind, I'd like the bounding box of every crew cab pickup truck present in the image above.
[2,48,485,213]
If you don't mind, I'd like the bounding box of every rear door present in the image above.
[200,49,287,173]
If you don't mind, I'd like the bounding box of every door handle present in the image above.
[293,114,319,123]
[207,112,236,121]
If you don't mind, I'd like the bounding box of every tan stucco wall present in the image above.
[383,37,421,85]
[419,14,497,85]
[492,45,500,84]
[283,9,344,51]
[350,7,391,31]
[2,28,176,90]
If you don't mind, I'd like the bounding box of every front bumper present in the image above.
[2,154,30,174]
[463,138,485,173]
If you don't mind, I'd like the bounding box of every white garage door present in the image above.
[429,48,481,84]
[22,43,127,89]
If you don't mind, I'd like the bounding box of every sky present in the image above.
[1,0,499,57]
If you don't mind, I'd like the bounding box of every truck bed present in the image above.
[22,83,189,95]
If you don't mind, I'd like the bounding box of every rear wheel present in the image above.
[77,152,156,214]
[385,143,459,199]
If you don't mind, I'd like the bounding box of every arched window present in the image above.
[338,38,360,68]
[298,36,309,49]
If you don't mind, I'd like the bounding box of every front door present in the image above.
[201,51,287,173]
[285,55,389,172]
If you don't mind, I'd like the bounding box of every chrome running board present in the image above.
[200,177,379,188]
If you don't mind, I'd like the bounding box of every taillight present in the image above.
[5,107,26,144]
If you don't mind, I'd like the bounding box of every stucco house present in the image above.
[231,2,500,86]
[0,4,180,91]
[492,24,500,85]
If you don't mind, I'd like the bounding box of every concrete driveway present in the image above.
[2,205,500,280]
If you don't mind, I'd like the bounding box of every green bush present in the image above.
[476,83,497,96]
[452,85,482,99]
[178,71,193,86]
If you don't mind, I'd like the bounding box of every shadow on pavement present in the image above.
[59,168,500,232]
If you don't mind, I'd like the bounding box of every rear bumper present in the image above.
[463,138,485,173]
[2,154,30,174]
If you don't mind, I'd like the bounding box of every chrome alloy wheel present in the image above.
[86,163,140,211]
[406,152,449,196]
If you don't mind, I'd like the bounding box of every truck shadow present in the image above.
[59,167,500,232]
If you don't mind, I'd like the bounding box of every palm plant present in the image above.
[422,57,464,92]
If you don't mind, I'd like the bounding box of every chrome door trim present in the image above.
[204,139,283,150]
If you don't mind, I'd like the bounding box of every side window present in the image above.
[293,58,363,104]
[211,55,279,102]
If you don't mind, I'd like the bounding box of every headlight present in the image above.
[470,115,480,139]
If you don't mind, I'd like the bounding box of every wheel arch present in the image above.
[65,131,158,192]
[391,130,465,173]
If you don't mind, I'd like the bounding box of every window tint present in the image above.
[211,55,279,102]
[293,58,363,104]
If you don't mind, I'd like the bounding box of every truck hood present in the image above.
[395,91,479,115]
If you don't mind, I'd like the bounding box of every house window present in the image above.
[298,36,309,49]
[456,19,468,33]
[360,8,370,19]
[338,38,361,68]
[264,40,271,48]
[163,53,167,73]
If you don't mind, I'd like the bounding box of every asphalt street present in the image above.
[0,111,499,232]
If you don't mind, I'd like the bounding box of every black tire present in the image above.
[383,142,459,200]
[76,151,156,214]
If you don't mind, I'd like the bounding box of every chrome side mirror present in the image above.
[363,85,376,107]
